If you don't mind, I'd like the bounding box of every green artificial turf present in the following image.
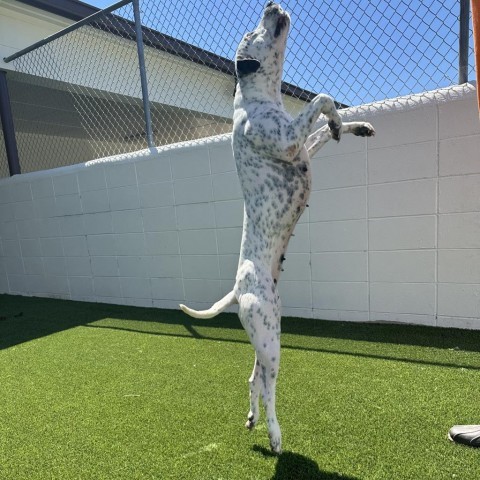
[1,294,479,479]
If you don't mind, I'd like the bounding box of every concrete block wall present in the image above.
[1,83,479,329]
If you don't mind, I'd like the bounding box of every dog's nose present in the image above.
[265,2,284,14]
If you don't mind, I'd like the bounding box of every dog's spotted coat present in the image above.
[180,1,375,454]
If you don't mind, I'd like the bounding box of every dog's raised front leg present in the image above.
[293,93,343,143]
[243,94,342,163]
[304,124,331,156]
[306,121,375,158]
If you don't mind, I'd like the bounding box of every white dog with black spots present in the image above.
[180,1,375,454]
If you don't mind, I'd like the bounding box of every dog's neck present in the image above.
[235,59,285,107]
[235,77,283,107]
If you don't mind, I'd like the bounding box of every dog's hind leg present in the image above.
[245,354,261,430]
[257,338,281,454]
[237,262,282,453]
[239,297,282,453]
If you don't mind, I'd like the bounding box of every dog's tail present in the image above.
[179,290,237,319]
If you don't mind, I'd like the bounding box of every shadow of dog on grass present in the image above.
[253,446,360,480]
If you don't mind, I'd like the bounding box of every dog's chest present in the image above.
[234,139,311,233]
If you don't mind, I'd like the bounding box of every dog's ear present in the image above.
[236,58,261,77]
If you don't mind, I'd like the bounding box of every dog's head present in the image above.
[235,2,290,81]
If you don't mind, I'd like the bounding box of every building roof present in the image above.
[17,0,99,22]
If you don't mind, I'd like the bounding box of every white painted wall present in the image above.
[1,83,479,329]
[0,0,72,68]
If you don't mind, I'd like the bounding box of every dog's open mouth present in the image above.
[274,15,288,37]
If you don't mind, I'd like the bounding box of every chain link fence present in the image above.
[7,1,148,172]
[0,118,9,178]
[1,0,476,176]
[145,0,474,105]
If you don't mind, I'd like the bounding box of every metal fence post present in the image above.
[458,0,470,84]
[0,70,21,176]
[132,0,154,148]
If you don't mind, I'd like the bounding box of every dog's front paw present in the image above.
[328,119,342,142]
[353,122,375,137]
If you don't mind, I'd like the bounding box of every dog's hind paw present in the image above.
[269,436,282,455]
[353,123,375,137]
[245,414,257,430]
[245,419,255,430]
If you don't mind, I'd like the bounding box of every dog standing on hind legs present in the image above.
[179,1,375,454]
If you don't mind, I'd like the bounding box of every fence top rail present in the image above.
[3,0,133,63]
